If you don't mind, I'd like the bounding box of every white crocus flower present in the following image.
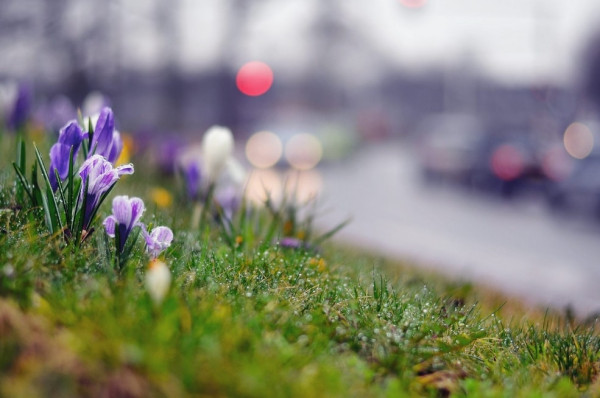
[0,81,17,121]
[202,125,235,182]
[145,259,171,305]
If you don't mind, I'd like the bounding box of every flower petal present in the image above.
[49,143,71,180]
[116,163,134,175]
[129,197,145,227]
[58,120,84,148]
[112,195,132,227]
[90,107,114,157]
[103,215,117,237]
[107,130,123,163]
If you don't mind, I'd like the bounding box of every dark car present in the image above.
[467,132,550,197]
[547,153,600,217]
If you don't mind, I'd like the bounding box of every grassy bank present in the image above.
[0,131,599,397]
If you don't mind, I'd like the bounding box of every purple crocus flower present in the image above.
[184,161,202,199]
[279,237,305,249]
[156,137,183,175]
[78,154,134,229]
[107,130,123,163]
[49,120,85,190]
[103,196,145,253]
[142,225,174,258]
[88,107,114,156]
[86,107,123,163]
[8,83,31,132]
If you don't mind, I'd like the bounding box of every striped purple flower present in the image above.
[48,120,85,190]
[86,107,123,163]
[103,196,145,253]
[142,225,174,258]
[78,154,133,230]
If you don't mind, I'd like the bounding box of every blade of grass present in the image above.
[31,162,43,207]
[39,189,54,234]
[12,162,34,204]
[312,217,352,246]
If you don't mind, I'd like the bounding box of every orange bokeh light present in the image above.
[236,61,274,97]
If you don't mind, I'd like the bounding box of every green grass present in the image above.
[0,133,599,397]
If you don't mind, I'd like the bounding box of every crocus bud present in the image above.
[145,259,171,305]
[202,125,234,182]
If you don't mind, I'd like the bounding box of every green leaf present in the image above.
[16,135,26,173]
[85,182,116,235]
[14,136,28,204]
[39,189,54,234]
[85,117,94,156]
[66,146,75,229]
[53,168,68,227]
[31,162,43,207]
[34,144,63,232]
[75,177,89,244]
[12,162,33,204]
[120,227,141,272]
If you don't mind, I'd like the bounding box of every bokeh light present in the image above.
[490,144,524,181]
[285,133,323,170]
[398,0,427,9]
[245,131,283,169]
[563,122,594,159]
[284,170,323,203]
[244,169,283,206]
[236,61,274,97]
[541,145,574,181]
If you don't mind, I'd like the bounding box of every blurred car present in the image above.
[416,114,485,184]
[467,132,551,197]
[546,153,600,217]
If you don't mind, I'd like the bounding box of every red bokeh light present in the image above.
[236,61,274,97]
[490,144,525,181]
[398,0,427,8]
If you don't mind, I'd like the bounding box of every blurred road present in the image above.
[316,142,600,316]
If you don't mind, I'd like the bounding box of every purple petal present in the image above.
[184,162,202,199]
[103,215,117,237]
[130,197,145,227]
[151,226,173,244]
[90,107,114,157]
[116,163,134,175]
[58,120,84,148]
[89,169,118,195]
[78,154,103,180]
[112,195,132,227]
[279,237,304,249]
[107,130,123,163]
[144,226,173,258]
[8,83,31,131]
[49,143,71,181]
